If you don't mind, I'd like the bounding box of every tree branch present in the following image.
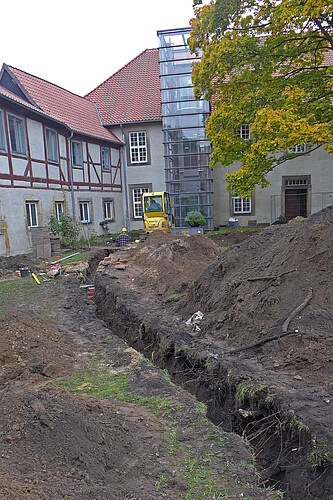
[313,18,333,49]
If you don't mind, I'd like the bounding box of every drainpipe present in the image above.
[67,131,76,219]
[120,123,130,232]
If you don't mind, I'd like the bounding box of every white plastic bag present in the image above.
[186,311,203,332]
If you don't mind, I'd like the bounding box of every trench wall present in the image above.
[94,272,333,500]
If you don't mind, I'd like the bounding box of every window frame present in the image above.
[45,127,59,163]
[26,201,38,227]
[232,196,252,215]
[8,113,27,155]
[129,131,148,164]
[237,124,251,141]
[101,147,111,171]
[103,199,114,221]
[55,201,64,222]
[0,110,6,151]
[79,201,90,223]
[72,140,83,166]
[131,186,151,219]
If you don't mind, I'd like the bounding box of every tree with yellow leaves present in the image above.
[189,0,333,196]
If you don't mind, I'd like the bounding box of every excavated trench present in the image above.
[86,253,333,500]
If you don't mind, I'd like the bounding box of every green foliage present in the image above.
[189,0,333,196]
[0,278,42,315]
[185,210,206,227]
[166,292,186,303]
[49,212,81,249]
[308,439,333,469]
[58,363,181,417]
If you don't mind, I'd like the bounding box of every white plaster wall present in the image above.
[0,185,125,256]
[110,121,165,231]
[212,146,333,227]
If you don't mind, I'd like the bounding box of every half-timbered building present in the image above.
[0,64,123,256]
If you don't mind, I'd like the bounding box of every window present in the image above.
[237,124,251,140]
[72,140,83,166]
[103,200,114,220]
[289,144,306,154]
[26,201,38,227]
[132,187,150,218]
[129,131,147,163]
[79,201,90,223]
[45,128,58,162]
[55,201,64,221]
[8,113,26,154]
[101,147,110,171]
[0,110,5,150]
[233,196,252,214]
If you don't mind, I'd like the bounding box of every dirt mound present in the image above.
[176,205,333,385]
[129,230,220,296]
[0,310,75,387]
[0,384,175,499]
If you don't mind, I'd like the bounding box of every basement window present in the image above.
[79,201,90,223]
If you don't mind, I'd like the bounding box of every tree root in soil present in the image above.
[247,268,297,281]
[225,288,313,355]
[282,287,313,333]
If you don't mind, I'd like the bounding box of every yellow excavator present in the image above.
[142,191,174,234]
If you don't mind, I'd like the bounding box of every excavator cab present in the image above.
[142,191,174,233]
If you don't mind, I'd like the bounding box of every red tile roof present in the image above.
[6,65,121,144]
[0,85,64,125]
[86,49,162,124]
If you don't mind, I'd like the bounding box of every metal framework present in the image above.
[157,28,213,229]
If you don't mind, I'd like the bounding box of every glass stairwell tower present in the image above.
[157,27,213,230]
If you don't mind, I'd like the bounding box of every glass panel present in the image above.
[132,187,149,218]
[130,132,147,163]
[72,142,82,166]
[144,195,163,213]
[103,201,113,219]
[160,60,194,76]
[164,141,211,155]
[164,128,207,142]
[26,202,38,227]
[162,100,208,115]
[233,197,251,213]
[161,74,193,90]
[161,88,195,103]
[46,129,58,162]
[79,202,90,222]
[102,148,110,170]
[159,41,195,60]
[164,114,208,130]
[55,202,64,221]
[0,111,5,150]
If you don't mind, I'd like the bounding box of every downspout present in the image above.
[67,131,76,219]
[120,123,130,231]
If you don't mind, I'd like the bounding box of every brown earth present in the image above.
[0,247,272,499]
[1,206,332,499]
[99,208,332,498]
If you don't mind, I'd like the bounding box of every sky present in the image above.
[1,0,199,96]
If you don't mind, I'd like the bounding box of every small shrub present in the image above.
[185,211,206,227]
[49,213,81,249]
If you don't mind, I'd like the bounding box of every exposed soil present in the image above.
[92,207,333,499]
[1,207,333,499]
[0,248,271,499]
